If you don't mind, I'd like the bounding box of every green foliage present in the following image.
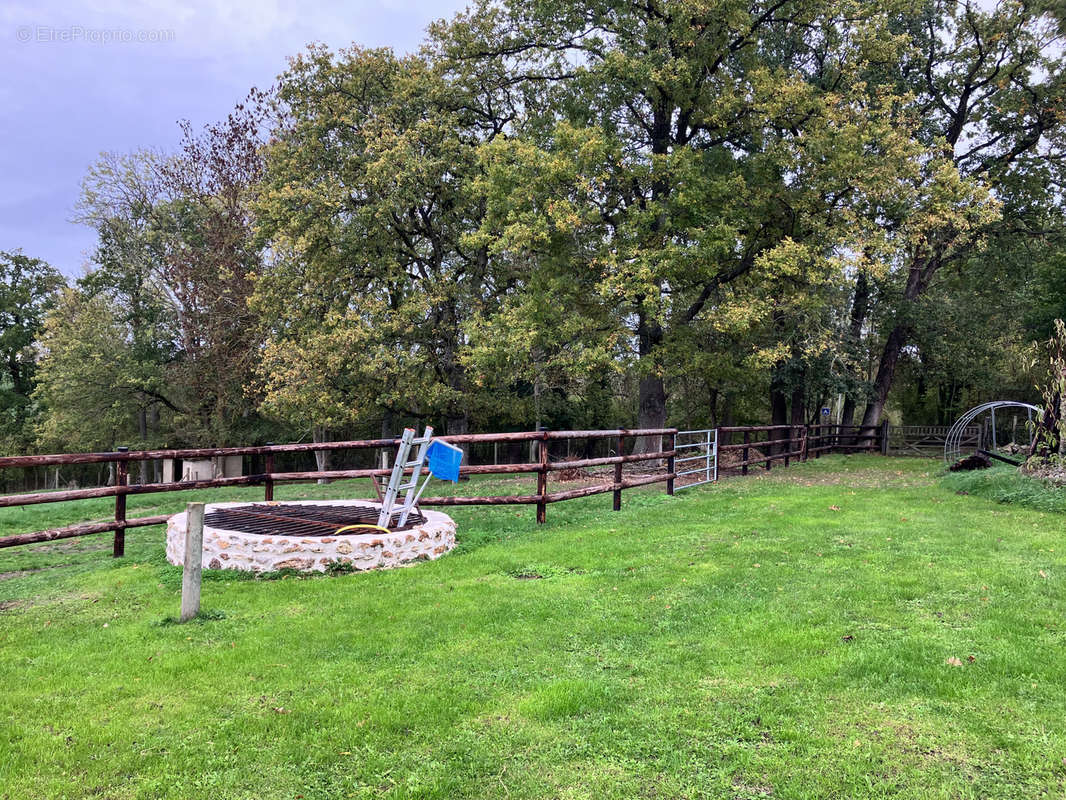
[1026,318,1066,461]
[32,289,144,452]
[438,0,1005,430]
[9,0,1066,455]
[253,46,507,434]
[0,250,65,451]
[68,106,270,450]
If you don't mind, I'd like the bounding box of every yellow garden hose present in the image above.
[333,524,392,536]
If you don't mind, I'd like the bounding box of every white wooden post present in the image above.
[180,502,204,623]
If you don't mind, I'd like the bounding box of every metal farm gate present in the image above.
[674,429,718,489]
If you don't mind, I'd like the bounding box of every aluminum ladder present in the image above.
[377,426,433,528]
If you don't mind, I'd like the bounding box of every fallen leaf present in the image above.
[829,505,841,511]
[946,656,963,667]
[967,655,976,663]
[273,707,291,714]
[1039,570,1048,579]
[842,634,854,642]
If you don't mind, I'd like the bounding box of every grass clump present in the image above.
[942,462,1066,513]
[155,608,228,626]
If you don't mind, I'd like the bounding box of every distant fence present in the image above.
[0,420,905,556]
[886,425,980,457]
[714,423,886,476]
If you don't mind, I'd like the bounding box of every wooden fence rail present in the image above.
[0,428,678,552]
[0,422,899,555]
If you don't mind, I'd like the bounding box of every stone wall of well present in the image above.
[165,500,457,573]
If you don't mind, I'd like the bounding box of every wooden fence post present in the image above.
[536,428,548,524]
[881,421,890,456]
[784,428,792,468]
[666,430,675,495]
[742,430,750,475]
[613,433,625,511]
[180,502,204,623]
[264,443,275,501]
[765,431,772,471]
[113,447,128,558]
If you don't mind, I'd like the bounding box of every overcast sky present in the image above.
[1,0,467,276]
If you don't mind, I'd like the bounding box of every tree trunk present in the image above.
[790,378,806,427]
[859,323,908,443]
[149,405,162,482]
[635,311,666,454]
[380,409,394,470]
[637,375,666,433]
[137,409,149,485]
[312,425,331,484]
[840,270,870,432]
[721,392,735,428]
[840,396,856,428]
[770,385,788,454]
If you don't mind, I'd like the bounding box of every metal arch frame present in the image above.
[944,401,1041,465]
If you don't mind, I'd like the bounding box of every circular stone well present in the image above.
[165,500,457,573]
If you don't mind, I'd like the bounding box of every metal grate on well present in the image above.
[202,503,427,537]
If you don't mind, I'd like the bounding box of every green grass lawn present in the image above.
[2,455,1066,799]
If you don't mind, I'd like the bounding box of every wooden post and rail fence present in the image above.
[0,422,900,555]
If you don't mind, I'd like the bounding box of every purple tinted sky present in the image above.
[1,0,466,276]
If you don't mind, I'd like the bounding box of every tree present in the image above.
[856,0,1066,432]
[152,106,266,446]
[77,151,181,459]
[0,250,64,452]
[33,290,144,454]
[441,0,988,445]
[253,46,515,442]
[75,97,268,448]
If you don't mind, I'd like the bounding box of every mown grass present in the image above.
[2,455,1066,799]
